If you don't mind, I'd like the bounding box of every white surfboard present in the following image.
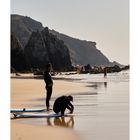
[16,113,63,118]
[10,108,51,113]
[11,112,73,118]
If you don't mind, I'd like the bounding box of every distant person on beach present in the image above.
[53,95,74,115]
[104,67,107,77]
[44,63,53,111]
[104,82,107,88]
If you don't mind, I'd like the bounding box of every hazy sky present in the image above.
[11,0,129,65]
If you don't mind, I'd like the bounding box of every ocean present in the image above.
[72,71,129,140]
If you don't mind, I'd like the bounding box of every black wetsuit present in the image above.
[53,96,74,115]
[44,71,53,108]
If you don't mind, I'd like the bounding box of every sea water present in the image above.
[72,70,129,140]
[55,70,129,140]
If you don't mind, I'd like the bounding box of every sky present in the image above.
[11,0,129,65]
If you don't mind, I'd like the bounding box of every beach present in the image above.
[11,71,129,140]
[11,75,92,140]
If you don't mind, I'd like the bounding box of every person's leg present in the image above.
[53,108,59,114]
[61,106,66,115]
[46,87,52,110]
[53,103,60,114]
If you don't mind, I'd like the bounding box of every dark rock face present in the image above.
[49,30,111,66]
[11,34,29,72]
[24,27,72,71]
[11,14,43,48]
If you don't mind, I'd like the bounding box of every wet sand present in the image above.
[11,77,92,140]
[11,121,79,140]
[11,73,129,140]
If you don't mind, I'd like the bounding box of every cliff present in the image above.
[11,33,29,72]
[24,27,72,71]
[11,14,43,48]
[49,30,111,66]
[11,14,122,71]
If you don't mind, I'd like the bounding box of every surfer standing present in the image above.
[44,63,53,111]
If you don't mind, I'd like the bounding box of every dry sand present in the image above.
[11,77,91,140]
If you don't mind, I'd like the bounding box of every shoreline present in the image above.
[11,78,92,108]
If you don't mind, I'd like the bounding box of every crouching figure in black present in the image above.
[53,95,74,115]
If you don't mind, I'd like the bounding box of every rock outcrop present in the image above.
[11,33,29,72]
[24,27,72,71]
[11,14,43,48]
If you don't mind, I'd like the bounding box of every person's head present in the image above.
[67,95,73,102]
[46,63,52,72]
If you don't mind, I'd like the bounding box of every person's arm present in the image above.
[67,102,74,114]
[44,72,53,87]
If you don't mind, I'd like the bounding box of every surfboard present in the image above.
[11,108,46,113]
[16,113,62,118]
[11,112,73,119]
[10,108,53,118]
[11,108,74,118]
